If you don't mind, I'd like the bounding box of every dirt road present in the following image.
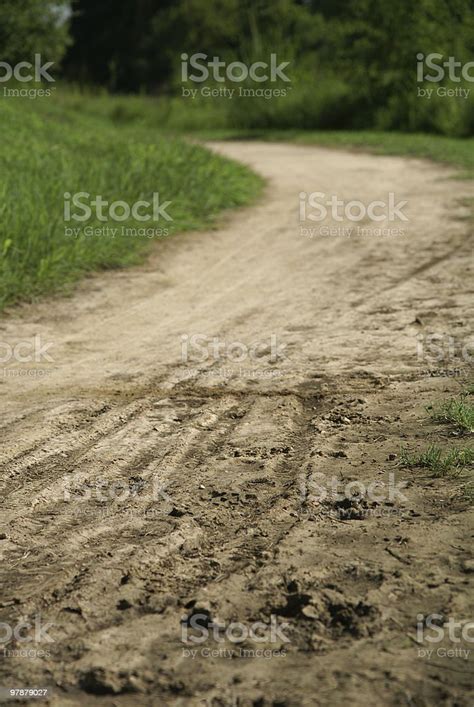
[0,142,473,706]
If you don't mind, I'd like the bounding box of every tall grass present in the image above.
[2,85,472,311]
[0,95,262,310]
[32,90,474,177]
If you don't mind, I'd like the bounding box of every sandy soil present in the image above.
[0,142,473,706]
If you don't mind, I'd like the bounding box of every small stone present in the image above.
[461,559,474,573]
[302,604,320,619]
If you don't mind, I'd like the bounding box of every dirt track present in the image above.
[0,142,473,706]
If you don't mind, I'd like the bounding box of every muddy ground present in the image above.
[0,143,473,706]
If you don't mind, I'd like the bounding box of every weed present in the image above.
[426,393,474,433]
[399,445,474,476]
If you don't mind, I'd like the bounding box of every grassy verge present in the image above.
[2,89,473,310]
[0,95,263,310]
[27,89,474,176]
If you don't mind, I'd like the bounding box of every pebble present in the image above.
[461,559,474,573]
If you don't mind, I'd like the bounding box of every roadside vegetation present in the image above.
[0,96,263,310]
[1,0,473,310]
[58,0,474,138]
[426,392,474,434]
[400,445,474,477]
[39,90,474,178]
[400,387,474,498]
[2,87,473,312]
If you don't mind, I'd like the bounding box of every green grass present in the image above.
[426,393,474,434]
[2,88,473,310]
[0,94,263,310]
[33,89,474,176]
[32,85,230,132]
[400,445,474,477]
[399,387,474,495]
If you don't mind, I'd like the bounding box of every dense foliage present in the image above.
[2,1,474,134]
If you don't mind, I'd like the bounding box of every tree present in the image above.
[64,0,174,91]
[0,0,71,65]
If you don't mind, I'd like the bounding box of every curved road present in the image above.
[0,142,472,706]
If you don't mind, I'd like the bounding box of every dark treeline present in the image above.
[2,0,474,135]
